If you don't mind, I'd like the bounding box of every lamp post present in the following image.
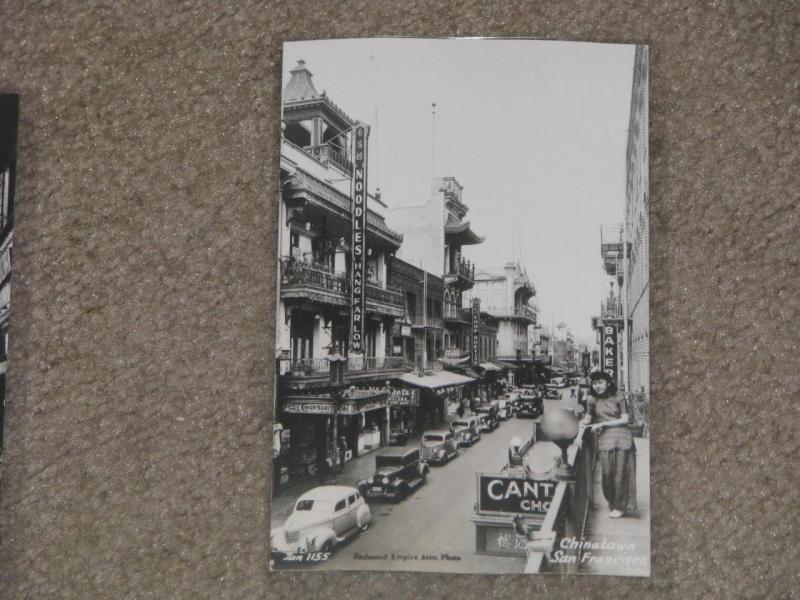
[326,353,348,481]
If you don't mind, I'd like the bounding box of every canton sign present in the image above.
[477,474,557,515]
[350,124,369,353]
[471,297,481,367]
[602,323,618,384]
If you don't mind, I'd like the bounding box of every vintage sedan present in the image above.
[270,486,371,560]
[420,430,459,465]
[450,416,482,447]
[358,447,428,502]
[495,399,511,421]
[476,413,499,433]
[516,394,544,418]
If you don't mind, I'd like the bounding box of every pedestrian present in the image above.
[581,371,637,518]
[570,388,576,399]
[457,402,465,418]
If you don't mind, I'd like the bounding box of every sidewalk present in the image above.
[269,440,416,529]
[580,437,651,576]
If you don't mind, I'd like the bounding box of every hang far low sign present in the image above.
[350,124,369,353]
[477,474,557,515]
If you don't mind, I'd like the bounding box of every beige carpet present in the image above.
[0,2,798,598]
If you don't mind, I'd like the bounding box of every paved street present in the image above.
[272,387,579,574]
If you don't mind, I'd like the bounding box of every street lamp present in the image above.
[326,352,348,481]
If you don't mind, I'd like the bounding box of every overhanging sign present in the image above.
[602,323,618,383]
[476,474,556,515]
[349,124,369,353]
[388,388,419,406]
[471,298,481,367]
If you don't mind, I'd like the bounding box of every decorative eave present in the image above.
[285,168,404,249]
[283,96,354,133]
[445,219,484,245]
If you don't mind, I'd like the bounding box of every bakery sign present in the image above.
[602,323,618,383]
[476,474,557,515]
[349,124,369,353]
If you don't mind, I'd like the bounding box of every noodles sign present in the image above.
[349,125,369,353]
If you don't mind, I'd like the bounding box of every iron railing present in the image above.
[278,356,413,377]
[446,256,475,283]
[410,314,444,329]
[280,257,347,294]
[305,143,353,174]
[366,283,405,308]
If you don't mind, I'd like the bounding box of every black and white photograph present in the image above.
[270,38,649,577]
[0,95,17,463]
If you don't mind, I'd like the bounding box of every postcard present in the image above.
[270,38,649,576]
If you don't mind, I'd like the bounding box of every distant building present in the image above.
[466,262,540,383]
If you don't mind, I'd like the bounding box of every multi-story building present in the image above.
[467,262,539,383]
[274,61,417,492]
[625,46,650,399]
[389,176,483,360]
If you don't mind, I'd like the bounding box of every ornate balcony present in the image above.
[489,305,537,324]
[305,143,353,174]
[366,282,406,318]
[278,356,414,389]
[280,257,347,306]
[445,256,475,290]
[410,314,444,330]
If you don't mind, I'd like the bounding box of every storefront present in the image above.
[273,389,390,495]
[397,371,475,431]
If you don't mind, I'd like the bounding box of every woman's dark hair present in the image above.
[588,371,617,397]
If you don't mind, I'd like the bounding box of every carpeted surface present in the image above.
[0,2,798,598]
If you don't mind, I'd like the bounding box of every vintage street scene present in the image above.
[270,39,649,576]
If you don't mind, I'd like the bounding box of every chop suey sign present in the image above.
[477,474,556,515]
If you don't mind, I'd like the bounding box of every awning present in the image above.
[441,355,470,366]
[496,361,522,370]
[398,371,475,390]
[480,362,503,372]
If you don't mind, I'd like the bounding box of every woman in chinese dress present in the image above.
[582,370,637,518]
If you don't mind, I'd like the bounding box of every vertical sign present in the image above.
[471,298,481,367]
[602,323,618,383]
[350,124,369,353]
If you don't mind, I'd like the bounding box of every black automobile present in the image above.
[516,394,543,418]
[474,404,499,432]
[357,447,428,502]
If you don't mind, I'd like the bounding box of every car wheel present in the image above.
[320,539,333,553]
[360,521,370,533]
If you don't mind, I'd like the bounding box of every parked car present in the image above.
[495,399,511,420]
[517,394,543,418]
[550,376,567,388]
[420,430,459,465]
[476,413,499,433]
[450,416,482,446]
[270,485,371,559]
[544,386,561,399]
[388,428,409,446]
[357,447,428,502]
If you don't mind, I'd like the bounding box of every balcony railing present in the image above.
[278,356,413,377]
[446,256,475,284]
[490,305,537,323]
[366,282,405,308]
[410,314,444,329]
[305,143,353,174]
[280,257,347,294]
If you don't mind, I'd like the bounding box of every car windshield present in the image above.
[295,499,332,513]
[376,456,405,467]
[422,435,443,443]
